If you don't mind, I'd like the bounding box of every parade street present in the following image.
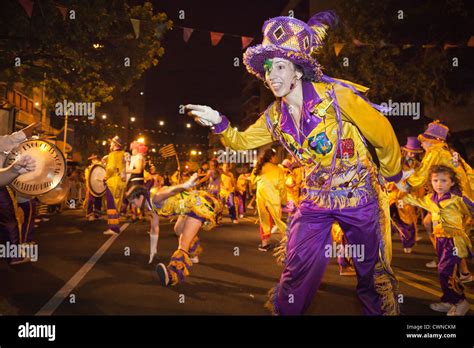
[1,209,472,316]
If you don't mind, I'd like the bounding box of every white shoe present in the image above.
[426,260,438,268]
[103,229,118,235]
[403,248,412,254]
[239,214,244,219]
[189,255,199,264]
[87,215,96,221]
[149,252,157,264]
[459,273,473,283]
[429,302,453,313]
[447,300,470,316]
[232,220,239,224]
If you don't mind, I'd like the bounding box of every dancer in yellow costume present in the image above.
[187,11,404,315]
[402,121,473,278]
[220,163,238,223]
[103,136,127,235]
[126,173,222,286]
[250,148,287,251]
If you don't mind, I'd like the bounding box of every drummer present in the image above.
[84,154,103,221]
[0,122,40,265]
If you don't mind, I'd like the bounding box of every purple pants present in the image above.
[18,200,36,243]
[105,186,120,233]
[222,192,237,220]
[273,198,391,315]
[337,236,353,268]
[436,238,465,304]
[0,187,23,263]
[390,206,416,248]
[236,191,245,215]
[86,192,102,218]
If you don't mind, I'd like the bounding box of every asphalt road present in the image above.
[1,208,473,316]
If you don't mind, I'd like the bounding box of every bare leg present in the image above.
[178,216,202,252]
[174,215,186,237]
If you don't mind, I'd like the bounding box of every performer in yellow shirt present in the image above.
[103,136,127,235]
[187,11,403,315]
[236,167,251,218]
[250,148,287,251]
[402,165,472,316]
[220,163,238,223]
[126,174,222,286]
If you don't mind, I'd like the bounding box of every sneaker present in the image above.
[339,266,356,276]
[87,215,96,221]
[447,300,470,316]
[232,220,239,224]
[155,263,170,286]
[403,248,412,254]
[258,243,273,252]
[430,302,453,313]
[426,260,438,268]
[103,229,118,235]
[459,273,473,283]
[189,255,199,264]
[239,214,244,219]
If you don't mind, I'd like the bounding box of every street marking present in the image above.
[36,223,130,316]
[397,268,474,301]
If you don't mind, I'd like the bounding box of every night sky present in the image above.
[144,0,288,146]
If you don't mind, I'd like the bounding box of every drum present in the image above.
[88,164,106,197]
[37,179,71,205]
[4,139,67,197]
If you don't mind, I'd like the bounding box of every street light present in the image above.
[186,123,191,128]
[159,120,164,126]
[102,140,107,146]
[198,151,202,155]
[130,117,136,122]
[102,114,107,119]
[140,91,144,96]
[152,148,156,153]
[191,150,197,155]
[137,137,145,144]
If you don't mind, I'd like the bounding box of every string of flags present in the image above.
[176,25,254,49]
[332,37,474,56]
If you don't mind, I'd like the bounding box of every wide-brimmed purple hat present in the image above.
[401,137,423,153]
[418,120,449,143]
[243,11,338,81]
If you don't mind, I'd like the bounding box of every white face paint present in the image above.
[264,58,301,98]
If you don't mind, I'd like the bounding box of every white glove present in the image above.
[401,169,414,181]
[185,104,222,126]
[395,181,409,193]
[149,234,158,264]
[12,155,36,174]
[182,173,199,189]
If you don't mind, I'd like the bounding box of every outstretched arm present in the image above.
[151,173,198,205]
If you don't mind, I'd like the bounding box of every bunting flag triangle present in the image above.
[183,27,194,43]
[210,32,224,46]
[17,0,34,18]
[56,5,67,20]
[130,18,141,39]
[241,36,254,49]
[467,36,474,47]
[334,43,345,56]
